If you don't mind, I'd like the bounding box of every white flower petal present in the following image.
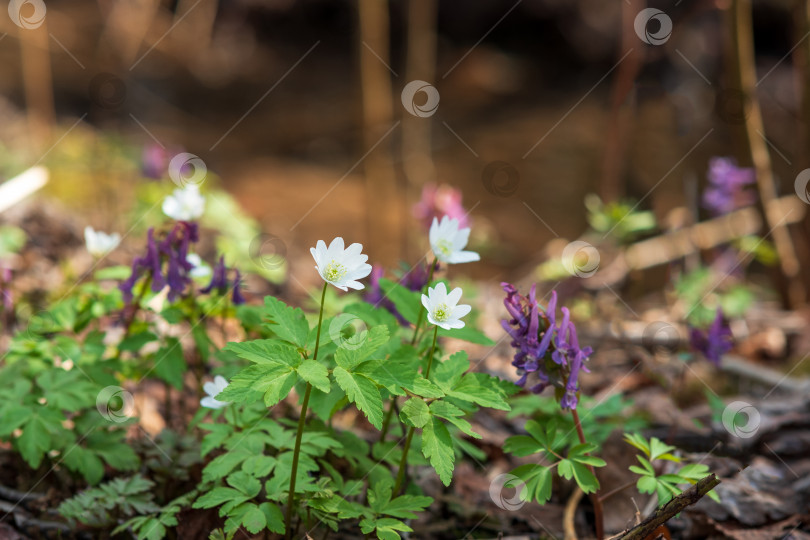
[452,304,472,319]
[448,250,480,264]
[446,287,463,306]
[203,381,219,397]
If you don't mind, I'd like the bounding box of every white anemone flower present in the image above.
[429,216,479,264]
[162,184,205,221]
[84,226,121,257]
[421,282,471,330]
[186,253,211,278]
[200,375,230,409]
[310,237,372,291]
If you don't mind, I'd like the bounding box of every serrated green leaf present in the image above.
[421,417,454,486]
[296,360,330,393]
[431,351,469,392]
[335,326,390,371]
[240,504,266,534]
[223,340,301,367]
[259,502,285,534]
[264,296,310,348]
[333,367,383,429]
[429,400,479,439]
[400,398,430,428]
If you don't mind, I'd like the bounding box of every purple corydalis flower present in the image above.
[501,283,591,410]
[201,256,228,295]
[689,309,733,365]
[703,158,756,216]
[412,183,469,230]
[201,256,246,305]
[120,222,199,303]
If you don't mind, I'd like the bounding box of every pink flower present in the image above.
[413,183,469,229]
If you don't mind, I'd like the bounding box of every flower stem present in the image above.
[570,408,604,540]
[410,260,436,345]
[393,325,439,495]
[380,261,436,445]
[285,282,328,540]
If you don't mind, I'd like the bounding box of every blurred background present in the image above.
[1,0,810,302]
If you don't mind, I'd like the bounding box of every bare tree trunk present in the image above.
[358,0,400,265]
[19,19,54,145]
[402,0,438,256]
[600,0,644,202]
[729,0,804,308]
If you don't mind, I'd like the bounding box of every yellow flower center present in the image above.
[435,239,453,256]
[324,261,347,282]
[432,303,450,322]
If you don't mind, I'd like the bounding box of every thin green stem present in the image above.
[423,325,439,379]
[410,260,437,345]
[285,282,328,540]
[379,399,396,442]
[393,325,439,495]
[380,260,436,445]
[571,408,604,540]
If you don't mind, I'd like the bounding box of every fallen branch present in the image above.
[615,474,720,540]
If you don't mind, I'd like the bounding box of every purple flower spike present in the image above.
[689,309,733,365]
[202,256,229,295]
[703,158,756,216]
[232,270,246,305]
[501,283,592,411]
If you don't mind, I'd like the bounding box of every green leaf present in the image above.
[258,502,285,534]
[240,504,266,534]
[296,360,330,393]
[17,414,53,468]
[400,398,430,428]
[335,325,390,371]
[154,338,187,389]
[263,296,310,348]
[510,464,553,504]
[219,364,297,407]
[333,367,383,429]
[503,435,544,457]
[649,437,677,461]
[379,278,421,325]
[223,340,301,367]
[437,326,495,345]
[636,475,657,494]
[429,401,480,439]
[431,351,469,392]
[447,373,510,410]
[193,487,248,509]
[421,417,454,486]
